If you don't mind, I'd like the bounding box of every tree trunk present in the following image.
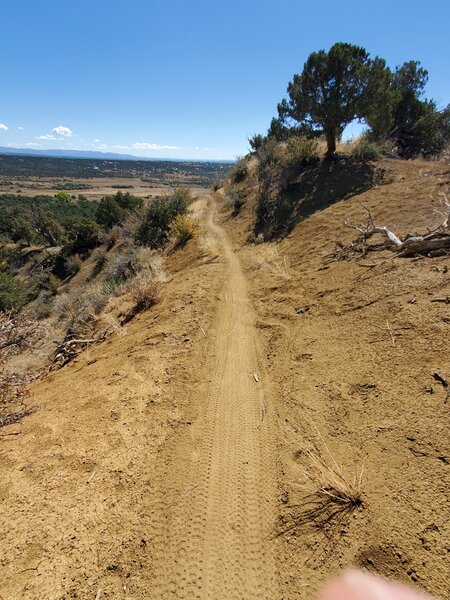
[325,128,336,156]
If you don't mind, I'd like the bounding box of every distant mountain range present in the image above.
[0,146,233,164]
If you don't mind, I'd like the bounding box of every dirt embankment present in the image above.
[0,158,448,600]
[0,200,226,598]
[224,157,449,599]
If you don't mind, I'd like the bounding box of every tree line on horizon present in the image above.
[250,42,450,158]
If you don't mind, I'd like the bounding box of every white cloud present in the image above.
[93,138,101,143]
[52,125,72,137]
[0,123,8,131]
[132,142,179,151]
[24,142,40,147]
[35,134,58,140]
[110,144,130,150]
[17,126,24,130]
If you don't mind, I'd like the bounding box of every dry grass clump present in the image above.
[223,186,245,216]
[251,245,291,279]
[32,296,54,320]
[104,245,164,284]
[170,214,199,246]
[89,247,108,279]
[54,284,108,335]
[104,248,140,282]
[54,247,166,334]
[127,273,160,311]
[106,225,123,249]
[279,429,364,537]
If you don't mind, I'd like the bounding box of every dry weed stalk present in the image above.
[278,427,364,537]
[252,246,291,279]
[0,312,39,427]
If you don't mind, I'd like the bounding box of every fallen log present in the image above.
[339,194,450,259]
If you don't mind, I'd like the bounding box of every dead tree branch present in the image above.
[336,199,450,260]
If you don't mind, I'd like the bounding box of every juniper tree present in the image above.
[278,42,385,156]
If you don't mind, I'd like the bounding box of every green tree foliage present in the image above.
[257,45,449,161]
[113,190,143,211]
[267,117,291,142]
[64,218,101,255]
[278,43,385,156]
[0,211,35,245]
[248,134,265,152]
[95,191,142,229]
[388,61,449,156]
[135,189,189,249]
[55,191,71,202]
[29,207,64,246]
[95,196,124,229]
[0,271,34,311]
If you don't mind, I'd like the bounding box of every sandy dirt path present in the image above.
[153,197,277,598]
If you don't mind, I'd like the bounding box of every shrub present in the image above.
[95,196,124,229]
[113,190,143,211]
[33,297,53,319]
[0,271,34,311]
[54,284,108,329]
[135,191,188,248]
[285,136,319,165]
[256,138,285,182]
[225,187,245,216]
[230,158,248,183]
[47,274,62,294]
[90,247,108,279]
[170,215,199,246]
[0,312,38,427]
[248,133,265,152]
[104,248,140,283]
[63,218,101,255]
[106,226,123,249]
[128,273,159,311]
[402,104,450,158]
[55,191,71,202]
[65,254,83,276]
[353,139,384,160]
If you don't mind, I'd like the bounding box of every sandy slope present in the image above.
[1,159,449,599]
[0,198,227,598]
[224,158,449,599]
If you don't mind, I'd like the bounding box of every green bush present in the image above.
[114,191,143,211]
[0,271,34,311]
[33,297,53,319]
[64,218,101,255]
[284,137,319,167]
[353,139,384,160]
[95,196,124,229]
[55,191,71,202]
[135,190,189,249]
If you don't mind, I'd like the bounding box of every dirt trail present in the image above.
[153,197,277,598]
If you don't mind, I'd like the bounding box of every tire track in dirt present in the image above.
[152,196,277,598]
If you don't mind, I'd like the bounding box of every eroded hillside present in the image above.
[223,156,449,598]
[0,157,449,599]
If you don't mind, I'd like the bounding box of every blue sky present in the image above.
[1,0,449,160]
